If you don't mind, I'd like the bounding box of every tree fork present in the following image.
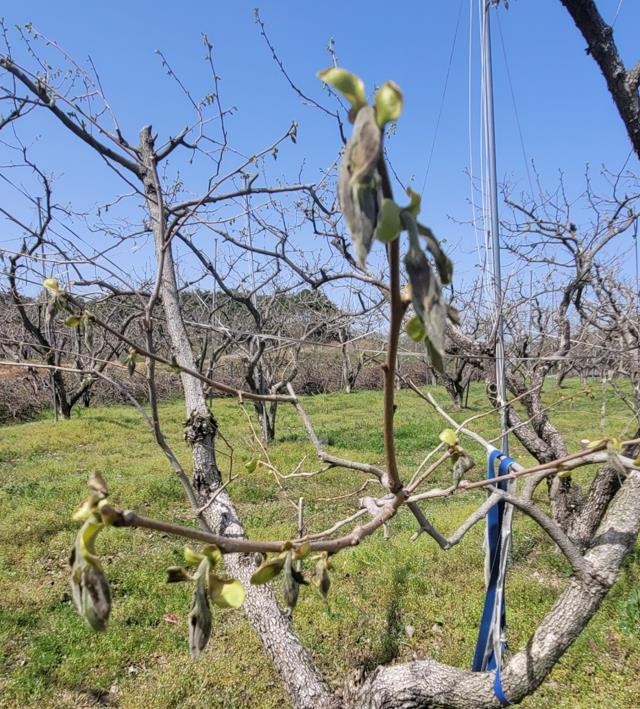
[139,126,336,708]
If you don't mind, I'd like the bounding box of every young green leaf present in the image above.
[375,199,402,243]
[72,494,101,523]
[250,555,286,585]
[405,314,426,342]
[210,578,245,609]
[43,277,60,294]
[292,542,312,561]
[404,187,422,217]
[317,67,367,118]
[65,315,82,328]
[202,545,223,567]
[375,81,403,127]
[439,429,458,447]
[184,546,204,565]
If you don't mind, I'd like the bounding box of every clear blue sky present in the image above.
[1,1,638,285]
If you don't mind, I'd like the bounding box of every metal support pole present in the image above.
[482,2,508,454]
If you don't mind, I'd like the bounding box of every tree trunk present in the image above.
[52,367,72,419]
[356,469,640,708]
[437,373,465,410]
[139,126,335,709]
[568,429,640,550]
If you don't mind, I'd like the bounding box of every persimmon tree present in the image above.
[2,10,640,709]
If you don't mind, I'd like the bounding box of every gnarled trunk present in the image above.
[356,469,640,708]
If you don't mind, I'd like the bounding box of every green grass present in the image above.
[0,380,638,708]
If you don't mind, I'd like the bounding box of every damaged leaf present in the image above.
[188,572,212,658]
[69,513,111,631]
[417,222,453,286]
[404,243,447,372]
[282,550,300,609]
[338,105,383,268]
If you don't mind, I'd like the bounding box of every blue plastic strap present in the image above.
[472,450,514,673]
[493,668,511,707]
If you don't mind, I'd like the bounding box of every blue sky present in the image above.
[1,1,639,287]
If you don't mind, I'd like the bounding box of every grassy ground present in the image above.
[0,380,639,708]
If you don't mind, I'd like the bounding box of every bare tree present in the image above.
[3,9,640,709]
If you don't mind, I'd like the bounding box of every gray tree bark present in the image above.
[139,126,336,709]
[356,469,640,708]
[560,0,640,160]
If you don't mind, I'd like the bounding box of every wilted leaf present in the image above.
[282,551,300,609]
[250,555,285,585]
[88,471,108,497]
[606,443,628,477]
[166,566,192,583]
[452,453,474,487]
[314,557,331,600]
[338,105,383,268]
[404,244,447,372]
[291,567,309,586]
[188,575,212,658]
[83,318,94,350]
[417,222,453,286]
[126,348,137,377]
[79,563,112,631]
[69,517,111,632]
[375,81,403,127]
